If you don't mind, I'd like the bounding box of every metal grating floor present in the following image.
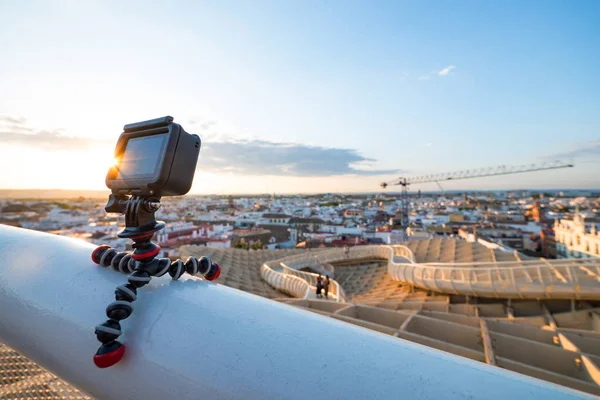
[0,343,92,400]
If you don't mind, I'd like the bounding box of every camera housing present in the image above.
[106,116,200,197]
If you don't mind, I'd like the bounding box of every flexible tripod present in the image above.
[90,194,220,368]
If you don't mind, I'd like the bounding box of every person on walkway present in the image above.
[323,275,330,299]
[316,274,323,298]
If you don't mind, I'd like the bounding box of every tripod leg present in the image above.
[93,268,152,368]
[91,244,159,368]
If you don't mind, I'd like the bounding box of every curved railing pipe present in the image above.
[2,226,591,399]
[280,262,345,302]
[0,226,593,399]
[261,261,310,298]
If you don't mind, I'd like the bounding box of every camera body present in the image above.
[106,116,200,197]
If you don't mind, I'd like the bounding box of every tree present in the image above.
[1,204,34,213]
[250,241,263,250]
[53,202,71,210]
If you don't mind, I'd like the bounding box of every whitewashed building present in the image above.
[554,212,600,259]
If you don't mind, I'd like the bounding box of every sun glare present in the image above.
[110,157,120,169]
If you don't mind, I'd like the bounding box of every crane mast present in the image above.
[380,160,574,232]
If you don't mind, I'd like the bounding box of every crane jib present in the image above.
[378,160,575,235]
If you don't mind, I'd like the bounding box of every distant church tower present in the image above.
[532,200,545,223]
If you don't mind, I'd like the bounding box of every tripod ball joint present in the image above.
[204,260,221,281]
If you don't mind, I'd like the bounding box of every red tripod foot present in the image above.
[93,341,125,368]
[204,262,221,281]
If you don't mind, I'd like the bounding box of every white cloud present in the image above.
[543,139,600,160]
[1,114,400,178]
[417,75,430,81]
[438,65,456,76]
[202,140,399,176]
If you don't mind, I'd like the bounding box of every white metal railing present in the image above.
[260,249,347,302]
[261,261,310,299]
[280,263,345,302]
[262,243,600,301]
[1,225,583,400]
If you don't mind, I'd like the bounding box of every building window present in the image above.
[596,243,599,255]
[585,242,590,252]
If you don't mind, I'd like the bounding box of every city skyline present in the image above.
[1,1,599,194]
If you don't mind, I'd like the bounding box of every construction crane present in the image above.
[380,160,574,229]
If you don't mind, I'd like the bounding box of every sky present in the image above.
[0,0,599,194]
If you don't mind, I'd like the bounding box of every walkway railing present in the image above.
[1,225,584,400]
[262,243,600,301]
[261,260,310,298]
[280,263,346,302]
[261,250,347,302]
[261,261,310,298]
